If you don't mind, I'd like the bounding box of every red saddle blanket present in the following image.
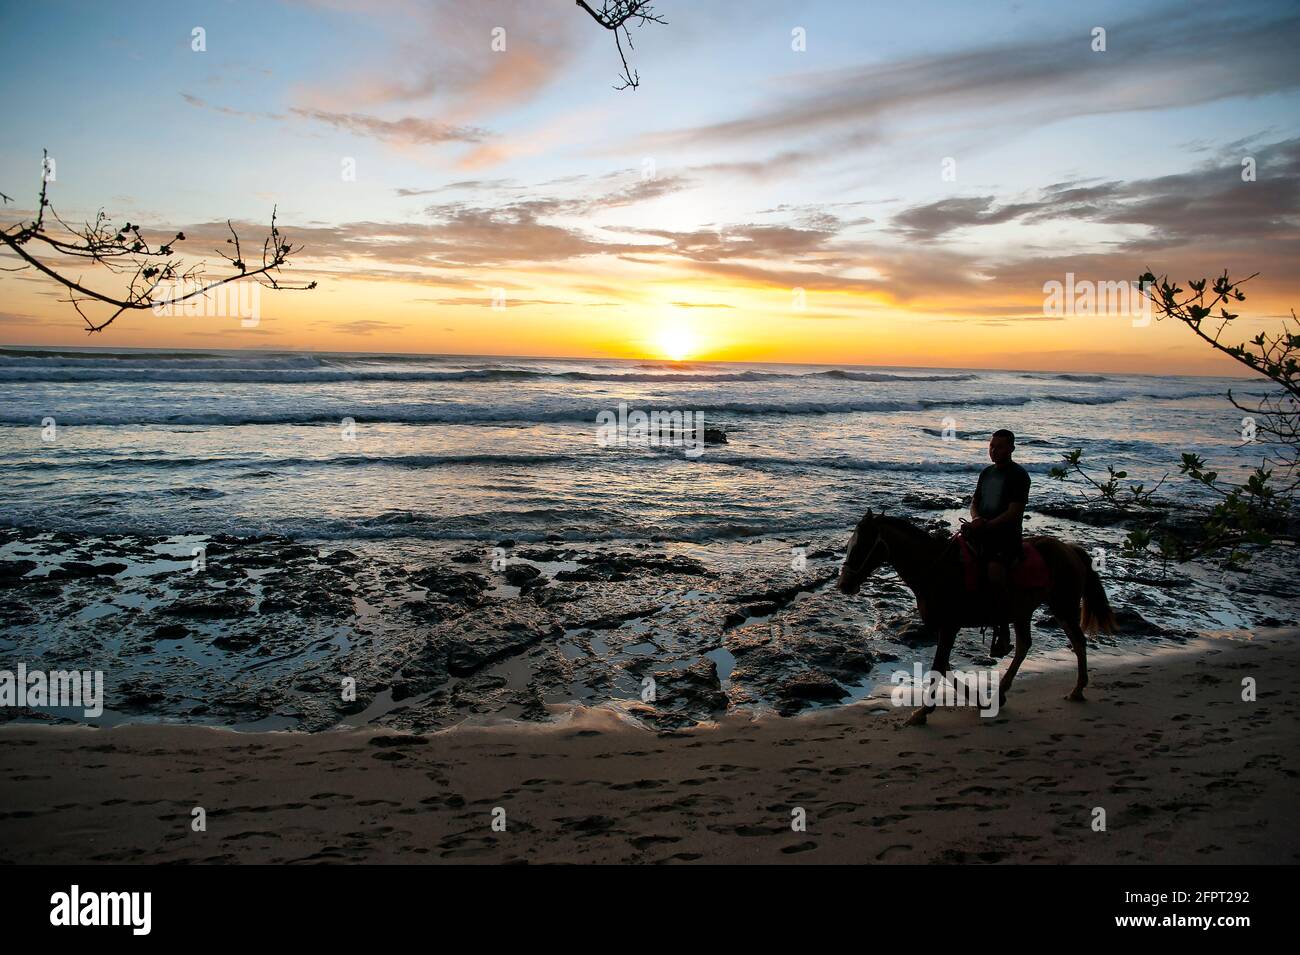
[956,536,1050,594]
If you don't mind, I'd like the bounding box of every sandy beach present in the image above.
[2,628,1296,865]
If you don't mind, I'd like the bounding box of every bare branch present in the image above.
[0,153,316,333]
[575,0,666,90]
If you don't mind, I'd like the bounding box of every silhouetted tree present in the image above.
[0,151,315,333]
[1051,270,1299,565]
[576,0,666,90]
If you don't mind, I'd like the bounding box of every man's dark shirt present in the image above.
[973,461,1031,558]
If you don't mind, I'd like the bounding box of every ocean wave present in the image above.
[2,452,580,472]
[0,394,1040,426]
[0,363,982,386]
[1019,373,1111,383]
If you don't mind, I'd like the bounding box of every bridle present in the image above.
[844,524,888,579]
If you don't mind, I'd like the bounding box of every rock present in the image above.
[1111,606,1174,636]
[723,602,779,628]
[777,670,847,701]
[503,563,542,587]
[320,549,359,565]
[652,658,728,712]
[213,631,261,651]
[1036,502,1133,528]
[151,623,190,640]
[161,593,251,620]
[902,492,963,511]
[0,559,37,582]
[893,616,938,646]
[48,561,128,579]
[410,567,489,605]
[556,552,712,583]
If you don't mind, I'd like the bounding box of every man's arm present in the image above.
[984,501,1024,530]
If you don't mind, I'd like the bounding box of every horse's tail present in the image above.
[1078,548,1115,635]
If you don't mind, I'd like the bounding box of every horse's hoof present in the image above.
[1066,689,1086,702]
[905,710,929,726]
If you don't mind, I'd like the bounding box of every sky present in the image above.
[1,0,1298,374]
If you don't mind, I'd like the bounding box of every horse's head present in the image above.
[838,508,891,595]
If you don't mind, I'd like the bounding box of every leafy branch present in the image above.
[1050,270,1298,566]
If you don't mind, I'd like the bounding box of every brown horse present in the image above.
[837,510,1115,724]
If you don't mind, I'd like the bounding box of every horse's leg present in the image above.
[1062,617,1089,701]
[997,613,1033,707]
[906,625,958,726]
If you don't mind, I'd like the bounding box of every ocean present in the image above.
[1,346,1286,731]
[0,347,1261,544]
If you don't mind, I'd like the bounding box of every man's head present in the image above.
[989,429,1015,465]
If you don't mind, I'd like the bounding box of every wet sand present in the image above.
[1,629,1296,864]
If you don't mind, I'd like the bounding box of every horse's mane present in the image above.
[877,514,943,544]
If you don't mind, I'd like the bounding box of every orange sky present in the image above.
[2,0,1297,377]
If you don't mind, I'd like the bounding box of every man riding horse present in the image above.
[837,427,1115,722]
[964,428,1029,656]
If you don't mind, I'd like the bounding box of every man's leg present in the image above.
[988,558,1012,656]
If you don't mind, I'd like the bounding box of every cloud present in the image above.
[893,197,1042,240]
[288,107,487,145]
[888,137,1300,247]
[290,0,585,130]
[329,319,406,335]
[636,0,1300,152]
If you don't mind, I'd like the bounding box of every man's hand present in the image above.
[966,517,987,533]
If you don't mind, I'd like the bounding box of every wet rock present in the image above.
[410,567,489,606]
[1036,502,1135,528]
[514,546,573,563]
[161,592,252,620]
[902,492,963,511]
[652,657,728,712]
[777,670,847,702]
[0,604,39,627]
[445,614,560,676]
[48,561,128,579]
[1110,607,1174,637]
[503,563,542,587]
[152,623,190,640]
[449,549,483,564]
[0,559,37,583]
[555,566,612,583]
[213,631,262,651]
[891,615,938,646]
[320,549,359,565]
[228,550,285,568]
[724,602,779,627]
[119,681,167,707]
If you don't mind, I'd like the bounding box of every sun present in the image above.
[654,321,698,361]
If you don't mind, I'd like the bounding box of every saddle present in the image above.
[955,535,1050,595]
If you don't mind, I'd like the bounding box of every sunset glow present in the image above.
[0,0,1296,376]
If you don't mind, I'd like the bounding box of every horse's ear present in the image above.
[865,507,874,520]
